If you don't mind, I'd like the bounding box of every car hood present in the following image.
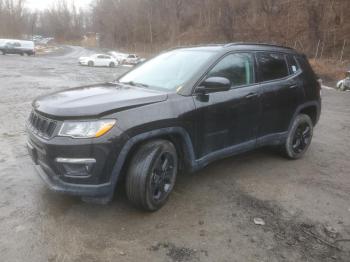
[33,83,168,118]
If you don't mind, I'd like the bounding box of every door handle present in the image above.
[245,93,258,99]
[289,84,298,89]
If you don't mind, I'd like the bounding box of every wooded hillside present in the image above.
[0,0,349,59]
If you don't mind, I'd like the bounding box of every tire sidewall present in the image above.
[126,140,178,211]
[144,143,178,211]
[285,114,313,159]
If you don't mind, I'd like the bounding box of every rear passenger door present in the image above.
[257,52,302,139]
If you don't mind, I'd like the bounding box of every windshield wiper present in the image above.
[121,81,149,88]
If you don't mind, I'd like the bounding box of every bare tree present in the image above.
[0,0,348,59]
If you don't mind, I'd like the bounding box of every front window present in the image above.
[119,50,215,90]
[207,53,254,87]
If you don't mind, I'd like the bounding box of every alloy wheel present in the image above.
[292,122,312,154]
[150,152,175,203]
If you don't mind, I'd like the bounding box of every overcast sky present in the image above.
[25,0,94,11]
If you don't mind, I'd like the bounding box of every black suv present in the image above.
[27,43,321,211]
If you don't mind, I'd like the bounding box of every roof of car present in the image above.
[173,42,297,54]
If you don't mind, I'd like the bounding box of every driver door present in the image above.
[193,52,261,158]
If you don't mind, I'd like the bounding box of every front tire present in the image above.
[109,62,115,68]
[284,114,313,159]
[340,83,347,91]
[126,140,178,211]
[88,61,94,67]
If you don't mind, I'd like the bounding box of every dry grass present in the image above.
[309,58,349,84]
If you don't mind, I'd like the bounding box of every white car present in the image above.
[122,54,145,65]
[108,51,128,63]
[336,71,350,91]
[79,54,117,67]
[122,54,139,65]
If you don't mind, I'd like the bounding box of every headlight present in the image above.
[58,119,116,138]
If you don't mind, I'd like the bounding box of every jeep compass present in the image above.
[26,43,321,211]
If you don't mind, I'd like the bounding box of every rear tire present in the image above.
[126,140,178,211]
[88,61,94,67]
[284,114,313,159]
[109,62,115,68]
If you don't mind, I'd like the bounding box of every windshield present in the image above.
[119,50,214,90]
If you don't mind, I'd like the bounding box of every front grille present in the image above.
[28,111,57,139]
[344,79,350,88]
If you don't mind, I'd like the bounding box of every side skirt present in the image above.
[256,132,288,147]
[193,140,256,171]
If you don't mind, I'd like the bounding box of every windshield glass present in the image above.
[118,50,214,90]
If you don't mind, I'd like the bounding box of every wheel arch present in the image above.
[109,127,196,191]
[290,101,321,130]
[299,105,318,126]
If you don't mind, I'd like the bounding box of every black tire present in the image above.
[126,139,178,211]
[340,83,347,91]
[20,52,24,56]
[284,114,313,159]
[109,62,115,68]
[88,61,94,67]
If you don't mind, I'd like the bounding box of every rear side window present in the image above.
[257,52,289,82]
[207,53,254,87]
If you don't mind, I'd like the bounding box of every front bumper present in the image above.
[35,163,112,196]
[344,79,350,89]
[26,122,126,197]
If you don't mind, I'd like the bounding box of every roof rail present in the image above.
[224,42,294,50]
[166,43,224,51]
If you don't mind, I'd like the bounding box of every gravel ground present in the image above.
[0,46,349,262]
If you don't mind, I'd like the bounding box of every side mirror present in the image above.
[196,77,231,94]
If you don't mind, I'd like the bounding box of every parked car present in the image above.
[79,54,117,67]
[121,54,144,65]
[0,39,35,56]
[336,70,350,91]
[27,43,321,211]
[108,51,128,63]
